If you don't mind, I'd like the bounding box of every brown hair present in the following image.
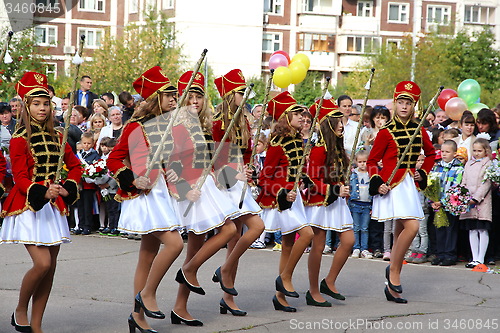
[92,99,109,118]
[131,94,163,120]
[19,95,57,141]
[271,111,301,138]
[319,116,349,183]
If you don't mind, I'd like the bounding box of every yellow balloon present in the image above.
[273,66,292,88]
[291,53,310,70]
[289,61,307,84]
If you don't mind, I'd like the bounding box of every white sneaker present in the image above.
[323,245,332,254]
[361,250,373,259]
[351,249,360,258]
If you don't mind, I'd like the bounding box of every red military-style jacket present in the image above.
[304,144,344,206]
[107,113,177,201]
[166,114,216,200]
[257,134,308,211]
[367,116,435,195]
[2,124,82,217]
[212,115,252,189]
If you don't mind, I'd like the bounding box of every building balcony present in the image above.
[298,13,338,32]
[339,15,379,35]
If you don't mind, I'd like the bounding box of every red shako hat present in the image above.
[15,71,50,100]
[267,91,302,121]
[177,71,205,97]
[394,81,421,104]
[309,98,342,124]
[214,69,247,98]
[133,66,176,100]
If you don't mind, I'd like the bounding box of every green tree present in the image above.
[77,10,184,95]
[293,71,324,106]
[0,29,48,101]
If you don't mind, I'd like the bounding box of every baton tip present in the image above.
[439,85,444,90]
[270,68,275,74]
[371,68,375,72]
[80,34,86,40]
[203,48,208,53]
[250,83,255,88]
[8,31,14,37]
[326,76,331,82]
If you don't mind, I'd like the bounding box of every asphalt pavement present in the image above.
[1,234,499,333]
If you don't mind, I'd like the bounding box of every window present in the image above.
[35,26,57,46]
[36,0,59,6]
[299,33,334,52]
[129,0,138,13]
[163,0,174,9]
[79,0,104,12]
[388,3,409,23]
[303,0,333,13]
[45,63,57,81]
[357,1,373,17]
[427,5,450,25]
[264,0,283,15]
[347,36,380,53]
[78,28,103,48]
[263,32,282,52]
[464,6,494,25]
[386,39,401,50]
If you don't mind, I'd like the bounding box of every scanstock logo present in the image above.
[4,0,77,32]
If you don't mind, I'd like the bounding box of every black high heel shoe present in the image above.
[319,279,346,300]
[384,286,407,304]
[175,268,206,295]
[219,298,247,316]
[11,313,32,333]
[272,295,297,312]
[385,265,402,294]
[275,276,299,298]
[213,267,238,296]
[170,310,203,326]
[134,292,165,319]
[128,313,158,333]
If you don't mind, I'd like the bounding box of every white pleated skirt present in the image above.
[176,176,239,235]
[371,173,424,222]
[119,176,182,234]
[262,194,309,235]
[220,180,262,217]
[0,203,71,246]
[305,197,353,232]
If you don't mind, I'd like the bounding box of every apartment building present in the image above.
[1,0,499,85]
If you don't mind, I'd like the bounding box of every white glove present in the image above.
[84,177,95,184]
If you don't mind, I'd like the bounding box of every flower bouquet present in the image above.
[442,184,472,216]
[83,159,108,179]
[483,158,500,187]
[423,172,448,227]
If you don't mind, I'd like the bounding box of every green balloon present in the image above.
[458,79,481,107]
[469,103,489,118]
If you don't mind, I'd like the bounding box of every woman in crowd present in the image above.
[0,72,82,333]
[107,66,183,333]
[96,106,124,147]
[212,69,264,316]
[257,91,313,312]
[171,71,237,326]
[305,99,354,307]
[367,81,435,304]
[88,113,107,145]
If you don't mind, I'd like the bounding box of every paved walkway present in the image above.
[1,234,499,332]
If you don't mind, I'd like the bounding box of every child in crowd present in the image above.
[454,111,476,160]
[96,137,120,235]
[75,132,100,235]
[455,147,468,165]
[442,128,460,141]
[406,154,429,264]
[430,140,464,266]
[460,138,493,268]
[349,150,373,259]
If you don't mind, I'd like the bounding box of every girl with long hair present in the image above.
[211,69,264,316]
[304,99,354,307]
[0,72,83,333]
[257,91,314,312]
[367,81,435,303]
[107,66,183,333]
[170,71,237,326]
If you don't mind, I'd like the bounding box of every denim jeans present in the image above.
[350,202,371,251]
